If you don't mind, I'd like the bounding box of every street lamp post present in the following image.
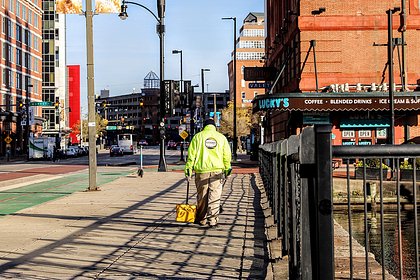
[222,16,237,161]
[201,68,210,126]
[119,0,167,171]
[172,49,185,161]
[191,84,199,137]
[172,49,183,97]
[26,84,33,161]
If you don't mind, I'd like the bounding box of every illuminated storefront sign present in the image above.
[252,92,420,112]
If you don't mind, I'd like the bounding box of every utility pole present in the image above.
[387,8,400,145]
[85,0,98,190]
[26,84,32,161]
[157,0,167,171]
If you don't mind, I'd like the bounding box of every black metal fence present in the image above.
[259,125,420,280]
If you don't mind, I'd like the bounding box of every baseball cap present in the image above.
[204,118,216,127]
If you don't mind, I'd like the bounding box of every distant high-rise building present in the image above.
[227,12,265,108]
[41,3,67,147]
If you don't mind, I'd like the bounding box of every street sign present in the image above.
[244,67,277,81]
[180,130,189,140]
[179,125,186,134]
[4,136,12,144]
[249,82,271,89]
[29,101,53,106]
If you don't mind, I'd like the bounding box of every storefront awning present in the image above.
[340,119,390,128]
[252,92,420,113]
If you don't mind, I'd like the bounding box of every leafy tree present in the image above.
[71,113,107,143]
[218,102,252,152]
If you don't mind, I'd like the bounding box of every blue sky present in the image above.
[65,0,264,111]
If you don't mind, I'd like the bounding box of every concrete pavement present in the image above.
[0,160,274,279]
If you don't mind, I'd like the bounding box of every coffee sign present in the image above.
[252,92,420,113]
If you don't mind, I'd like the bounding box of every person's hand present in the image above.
[185,169,192,181]
[224,168,232,178]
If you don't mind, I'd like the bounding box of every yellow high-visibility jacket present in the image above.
[185,125,231,174]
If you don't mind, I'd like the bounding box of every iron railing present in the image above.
[259,125,420,280]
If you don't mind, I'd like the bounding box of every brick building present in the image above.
[257,0,420,145]
[227,12,266,108]
[0,0,43,156]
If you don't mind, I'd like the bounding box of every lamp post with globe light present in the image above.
[222,16,237,161]
[119,0,167,171]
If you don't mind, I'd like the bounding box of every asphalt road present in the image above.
[6,146,187,167]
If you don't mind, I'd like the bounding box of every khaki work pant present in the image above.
[194,172,224,226]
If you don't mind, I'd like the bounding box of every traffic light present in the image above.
[101,100,107,108]
[18,100,24,109]
[54,101,59,109]
[139,98,144,107]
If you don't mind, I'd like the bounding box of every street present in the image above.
[1,145,187,168]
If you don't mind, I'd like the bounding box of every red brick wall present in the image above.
[298,0,420,91]
[264,0,420,142]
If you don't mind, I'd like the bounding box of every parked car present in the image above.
[65,148,77,157]
[68,145,83,156]
[167,140,177,150]
[138,139,148,146]
[110,145,124,157]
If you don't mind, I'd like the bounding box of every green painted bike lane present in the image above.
[0,171,131,216]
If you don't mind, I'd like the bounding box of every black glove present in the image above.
[224,168,232,177]
[185,169,192,181]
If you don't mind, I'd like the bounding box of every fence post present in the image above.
[300,125,334,280]
[299,126,316,279]
[314,125,334,279]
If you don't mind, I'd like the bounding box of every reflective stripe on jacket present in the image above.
[185,125,231,174]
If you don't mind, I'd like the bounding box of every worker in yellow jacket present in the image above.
[185,118,232,228]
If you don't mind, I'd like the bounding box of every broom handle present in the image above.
[186,180,189,205]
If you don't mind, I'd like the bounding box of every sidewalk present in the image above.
[0,164,272,279]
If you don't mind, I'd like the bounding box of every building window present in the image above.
[2,68,6,86]
[16,24,21,41]
[241,29,264,37]
[239,40,265,49]
[9,0,13,13]
[7,44,12,63]
[42,88,55,102]
[241,79,245,87]
[16,48,21,65]
[24,53,30,69]
[42,108,55,129]
[34,57,38,72]
[24,29,30,46]
[16,0,20,16]
[236,52,265,60]
[16,73,21,89]
[8,70,13,88]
